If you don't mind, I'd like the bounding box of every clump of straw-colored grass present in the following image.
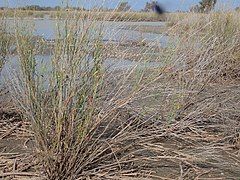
[6,5,240,180]
[9,7,166,179]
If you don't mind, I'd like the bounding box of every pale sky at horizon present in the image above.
[0,0,239,11]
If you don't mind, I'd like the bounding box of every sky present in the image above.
[0,0,239,12]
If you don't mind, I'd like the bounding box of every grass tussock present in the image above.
[9,10,167,179]
[166,11,240,79]
[0,7,240,180]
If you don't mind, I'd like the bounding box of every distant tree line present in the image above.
[0,1,160,13]
[116,2,131,12]
[0,1,161,12]
[190,0,240,13]
[0,5,86,11]
[2,0,237,13]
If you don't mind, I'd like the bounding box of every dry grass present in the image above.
[0,15,13,72]
[0,9,166,22]
[4,9,169,180]
[0,7,240,180]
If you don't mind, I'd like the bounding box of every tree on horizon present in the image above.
[190,4,200,13]
[142,1,157,12]
[116,1,131,12]
[199,0,217,12]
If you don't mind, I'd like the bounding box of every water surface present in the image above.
[5,19,168,46]
[1,19,168,84]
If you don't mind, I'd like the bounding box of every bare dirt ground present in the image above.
[1,80,240,179]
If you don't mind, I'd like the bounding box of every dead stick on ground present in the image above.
[0,172,39,178]
[0,122,22,140]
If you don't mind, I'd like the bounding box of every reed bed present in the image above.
[0,6,240,180]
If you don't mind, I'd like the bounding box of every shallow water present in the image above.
[2,55,162,73]
[1,19,167,84]
[1,55,163,85]
[5,19,168,46]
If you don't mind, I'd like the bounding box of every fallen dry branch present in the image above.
[0,172,39,178]
[0,121,22,140]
